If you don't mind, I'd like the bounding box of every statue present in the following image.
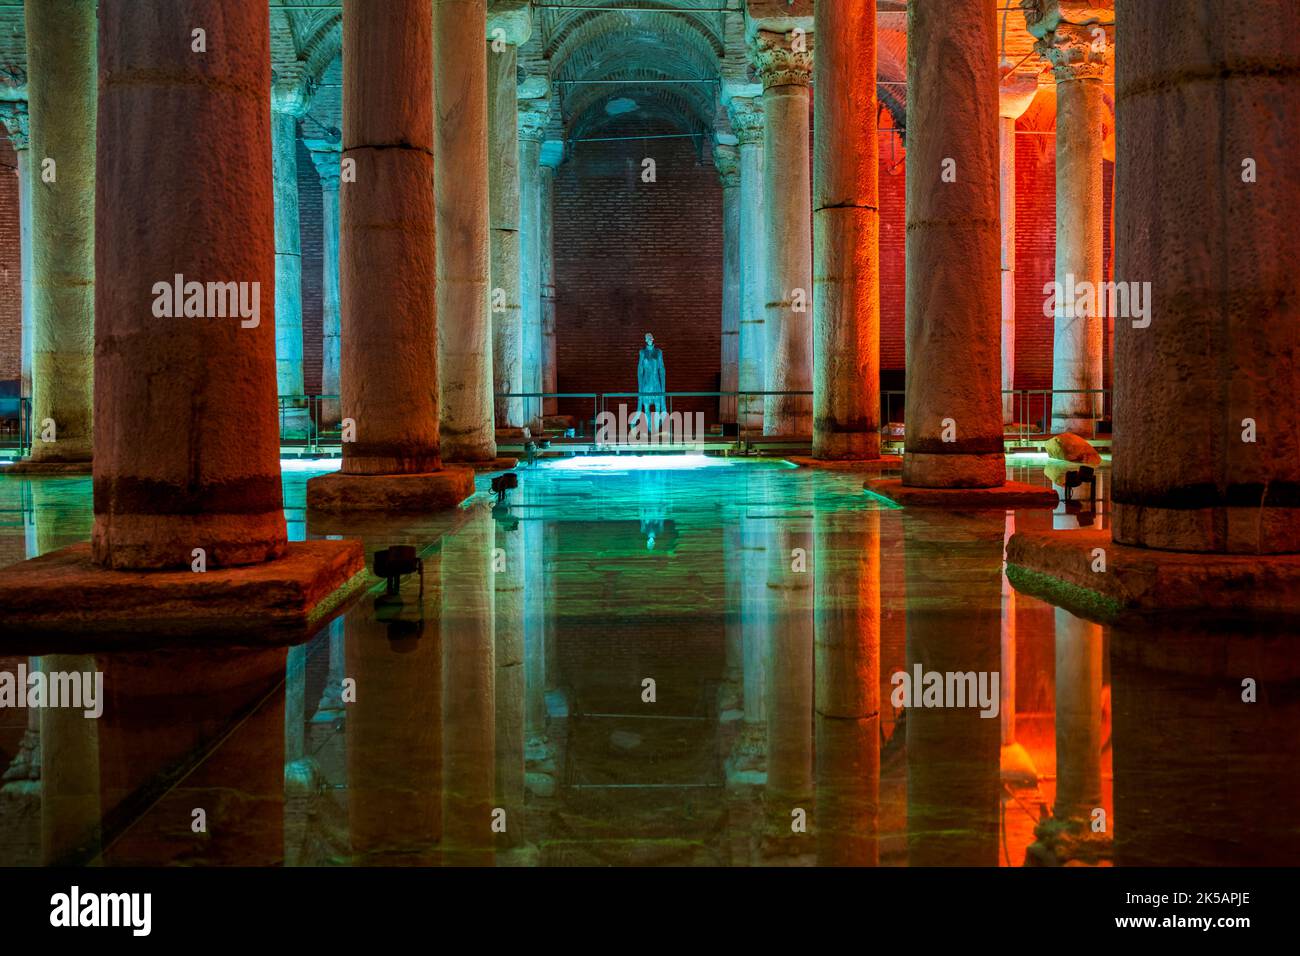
[636,332,666,433]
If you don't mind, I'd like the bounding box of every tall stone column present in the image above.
[435,0,496,462]
[902,0,1005,489]
[1113,0,1300,554]
[271,81,312,416]
[715,144,741,426]
[812,0,878,460]
[21,0,95,468]
[94,0,286,568]
[728,97,766,436]
[998,73,1039,425]
[0,104,33,402]
[1037,25,1107,434]
[518,101,548,434]
[307,143,342,428]
[307,0,473,512]
[487,7,531,431]
[752,31,814,438]
[540,145,562,418]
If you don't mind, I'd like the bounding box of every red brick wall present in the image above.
[553,119,723,425]
[0,136,20,387]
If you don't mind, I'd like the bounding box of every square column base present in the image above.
[306,467,475,514]
[0,539,366,647]
[864,478,1059,509]
[1006,527,1300,622]
[463,457,519,473]
[785,455,902,472]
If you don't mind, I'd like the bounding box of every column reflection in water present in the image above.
[494,484,525,851]
[442,500,497,865]
[764,478,814,844]
[93,648,286,865]
[814,505,881,866]
[1111,621,1299,866]
[1000,512,1038,787]
[903,514,1001,866]
[730,467,769,781]
[346,556,442,864]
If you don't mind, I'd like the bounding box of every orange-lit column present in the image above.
[1113,0,1300,553]
[902,0,1005,488]
[812,0,879,460]
[1036,24,1108,435]
[998,72,1038,425]
[94,0,286,567]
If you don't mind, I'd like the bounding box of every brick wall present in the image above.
[0,135,20,387]
[553,119,723,425]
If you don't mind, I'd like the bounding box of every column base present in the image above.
[0,539,365,645]
[1006,527,1300,621]
[785,454,901,472]
[463,456,519,473]
[865,477,1058,509]
[902,450,1007,488]
[2,459,93,476]
[306,467,475,514]
[495,427,529,444]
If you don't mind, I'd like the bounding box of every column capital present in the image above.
[713,144,740,189]
[1034,22,1110,82]
[518,100,548,143]
[308,144,342,187]
[749,29,813,91]
[272,72,317,117]
[999,68,1041,120]
[0,100,29,150]
[727,96,765,145]
[488,0,532,46]
[540,139,565,169]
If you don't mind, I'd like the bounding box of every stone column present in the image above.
[307,143,342,428]
[0,104,33,402]
[487,8,531,431]
[94,0,286,568]
[518,101,548,434]
[752,31,814,438]
[435,0,496,462]
[1037,25,1107,434]
[21,0,95,468]
[540,144,562,418]
[1113,0,1300,554]
[812,0,878,460]
[728,97,766,436]
[271,82,312,417]
[308,0,472,512]
[902,0,1005,489]
[998,73,1039,425]
[715,144,741,426]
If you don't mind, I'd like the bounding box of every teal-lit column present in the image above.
[518,100,547,434]
[22,0,95,467]
[727,97,765,437]
[0,103,33,402]
[271,80,312,423]
[486,5,530,432]
[307,142,342,428]
[715,143,740,426]
[540,142,562,418]
[752,30,814,438]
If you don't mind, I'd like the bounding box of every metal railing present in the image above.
[0,397,32,457]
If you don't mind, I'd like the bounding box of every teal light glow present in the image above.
[542,454,737,472]
[280,458,342,473]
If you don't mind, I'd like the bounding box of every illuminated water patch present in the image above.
[542,454,742,473]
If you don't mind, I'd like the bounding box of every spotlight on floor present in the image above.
[372,545,423,603]
[491,470,518,504]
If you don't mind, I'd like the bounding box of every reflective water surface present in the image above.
[0,455,1296,866]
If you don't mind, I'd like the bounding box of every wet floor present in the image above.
[0,454,1296,866]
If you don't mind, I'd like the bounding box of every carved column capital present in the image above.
[0,100,29,150]
[271,71,317,117]
[727,96,765,145]
[749,29,813,91]
[713,144,740,188]
[518,100,548,142]
[1035,22,1109,82]
[309,146,342,188]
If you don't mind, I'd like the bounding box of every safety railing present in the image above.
[0,397,32,457]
